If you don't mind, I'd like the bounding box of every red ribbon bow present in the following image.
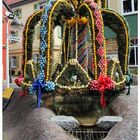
[89,74,115,108]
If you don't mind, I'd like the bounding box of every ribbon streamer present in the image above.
[38,86,41,108]
[100,91,106,108]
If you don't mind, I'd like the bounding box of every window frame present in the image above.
[34,3,39,12]
[120,0,138,15]
[107,54,118,60]
[10,56,17,68]
[57,26,62,39]
[14,8,22,19]
[33,54,39,63]
[36,25,40,39]
[129,38,138,67]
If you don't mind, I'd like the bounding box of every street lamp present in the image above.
[5,12,23,87]
[5,12,14,88]
[9,17,23,84]
[11,17,23,26]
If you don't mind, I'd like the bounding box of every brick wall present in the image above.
[106,38,118,55]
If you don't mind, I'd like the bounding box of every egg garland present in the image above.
[27,0,56,108]
[101,9,130,75]
[23,9,43,77]
[21,0,131,108]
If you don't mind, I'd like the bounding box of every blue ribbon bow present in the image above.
[29,78,55,108]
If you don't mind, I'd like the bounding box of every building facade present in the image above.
[6,0,62,75]
[2,0,12,81]
[107,0,138,69]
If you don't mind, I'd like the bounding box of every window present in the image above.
[57,26,62,39]
[33,54,39,63]
[107,54,118,60]
[34,3,39,11]
[36,25,40,39]
[34,2,46,11]
[134,0,138,11]
[10,56,18,68]
[121,0,138,15]
[14,9,22,19]
[129,38,138,67]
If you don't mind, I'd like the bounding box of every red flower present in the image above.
[15,76,24,87]
[15,79,20,87]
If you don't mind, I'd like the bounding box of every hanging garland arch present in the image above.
[101,9,130,75]
[79,1,107,79]
[22,9,43,77]
[39,0,74,81]
[78,3,97,79]
[46,1,74,81]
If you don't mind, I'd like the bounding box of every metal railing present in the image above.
[67,128,108,140]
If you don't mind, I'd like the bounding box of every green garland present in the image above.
[107,59,125,90]
[42,1,74,80]
[22,10,43,76]
[101,9,130,75]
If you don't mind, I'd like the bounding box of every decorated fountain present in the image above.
[15,0,132,125]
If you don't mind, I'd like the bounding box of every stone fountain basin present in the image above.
[3,86,137,140]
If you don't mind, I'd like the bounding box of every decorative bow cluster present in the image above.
[29,78,55,108]
[89,74,115,108]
